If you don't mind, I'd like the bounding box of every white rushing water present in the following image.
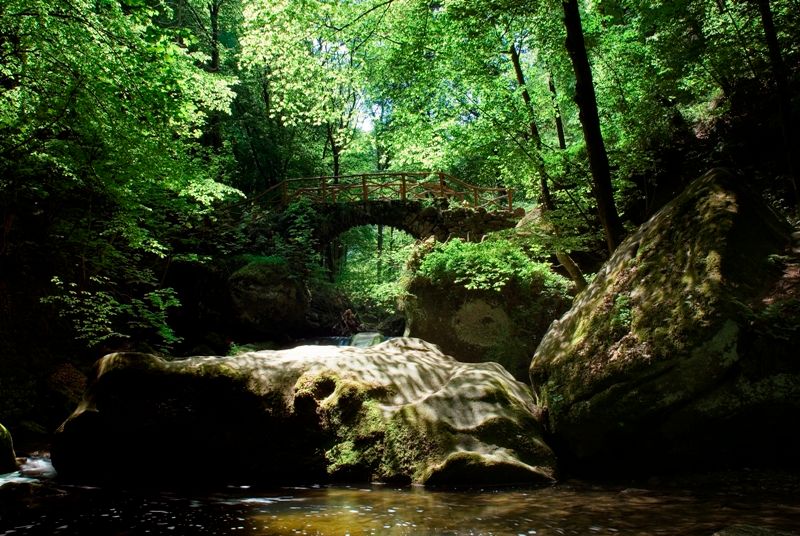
[0,456,56,486]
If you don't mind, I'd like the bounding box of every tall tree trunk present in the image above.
[509,44,542,144]
[510,42,587,291]
[376,224,384,279]
[326,124,341,179]
[548,72,568,150]
[754,0,799,210]
[209,1,221,72]
[206,1,222,150]
[332,147,341,179]
[562,0,625,254]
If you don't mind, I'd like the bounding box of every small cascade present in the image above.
[287,336,352,347]
[286,332,386,349]
[0,456,56,487]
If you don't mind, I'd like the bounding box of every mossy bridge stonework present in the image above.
[253,172,526,242]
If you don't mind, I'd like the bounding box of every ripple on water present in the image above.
[1,474,800,535]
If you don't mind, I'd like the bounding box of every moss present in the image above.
[0,422,17,473]
[380,407,446,482]
[405,260,570,381]
[294,372,338,401]
[750,298,800,341]
[422,450,551,487]
[610,294,633,335]
[230,259,290,282]
[319,383,399,481]
[690,319,739,367]
[321,391,449,484]
[470,416,553,467]
[325,440,368,479]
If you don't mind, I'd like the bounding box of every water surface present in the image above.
[1,458,799,535]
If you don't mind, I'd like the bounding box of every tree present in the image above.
[240,0,372,177]
[752,0,798,209]
[0,0,239,348]
[561,0,625,253]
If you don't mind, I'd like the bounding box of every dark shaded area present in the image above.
[530,170,800,478]
[625,75,800,225]
[51,355,331,486]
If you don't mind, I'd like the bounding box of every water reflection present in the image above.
[1,462,799,535]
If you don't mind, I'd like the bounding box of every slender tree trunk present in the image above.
[510,42,587,291]
[509,44,542,144]
[562,0,625,254]
[205,1,222,150]
[209,2,221,72]
[326,125,341,179]
[754,0,799,210]
[548,72,568,150]
[332,148,341,178]
[377,224,384,279]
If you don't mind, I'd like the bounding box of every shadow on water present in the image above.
[2,458,800,535]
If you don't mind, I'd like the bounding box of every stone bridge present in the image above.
[307,199,524,243]
[255,172,525,242]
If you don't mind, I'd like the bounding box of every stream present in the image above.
[2,458,800,535]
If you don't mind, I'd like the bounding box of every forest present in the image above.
[1,0,800,485]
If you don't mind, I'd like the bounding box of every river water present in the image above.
[2,458,800,535]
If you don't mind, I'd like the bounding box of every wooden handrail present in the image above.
[249,171,515,211]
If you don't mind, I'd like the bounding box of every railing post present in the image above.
[401,174,406,201]
[438,171,445,198]
[473,187,479,207]
[321,176,327,203]
[362,175,368,202]
[507,189,513,210]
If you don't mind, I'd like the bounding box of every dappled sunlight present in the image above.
[528,169,799,470]
[60,336,552,486]
[229,338,536,434]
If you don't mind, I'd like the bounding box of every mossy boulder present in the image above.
[52,338,555,487]
[0,422,17,473]
[228,260,310,339]
[402,239,571,381]
[530,169,800,474]
[228,260,356,341]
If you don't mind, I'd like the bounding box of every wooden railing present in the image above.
[250,172,514,211]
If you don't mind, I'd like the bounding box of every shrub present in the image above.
[417,239,570,295]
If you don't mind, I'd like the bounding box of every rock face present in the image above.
[0,422,16,473]
[402,241,570,381]
[228,260,310,340]
[530,169,800,474]
[52,338,555,487]
[228,260,358,341]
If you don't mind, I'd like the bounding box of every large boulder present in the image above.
[530,169,800,474]
[228,260,310,340]
[228,260,358,341]
[52,338,555,487]
[0,422,17,473]
[402,239,571,381]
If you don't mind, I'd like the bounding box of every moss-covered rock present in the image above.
[0,422,17,473]
[402,240,571,380]
[227,260,358,341]
[530,169,800,474]
[228,260,310,339]
[52,338,555,487]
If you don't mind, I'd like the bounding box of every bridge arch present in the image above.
[307,200,522,244]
